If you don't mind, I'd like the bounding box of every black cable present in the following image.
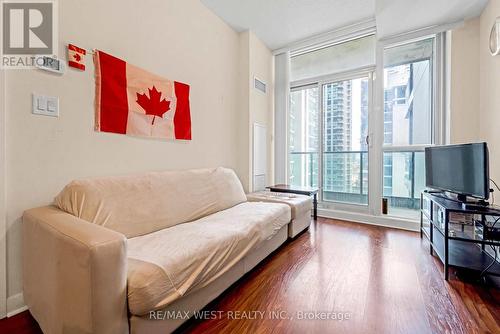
[478,216,500,280]
[491,216,500,228]
[489,179,500,207]
[479,245,497,279]
[491,178,500,192]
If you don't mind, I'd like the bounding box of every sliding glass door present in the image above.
[322,75,369,205]
[288,70,373,212]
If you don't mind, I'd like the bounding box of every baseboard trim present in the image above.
[318,208,420,232]
[6,292,27,318]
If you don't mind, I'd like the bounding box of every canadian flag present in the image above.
[68,44,86,70]
[94,51,191,140]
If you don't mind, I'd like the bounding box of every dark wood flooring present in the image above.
[1,218,499,334]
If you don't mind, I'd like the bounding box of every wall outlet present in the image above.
[32,93,59,117]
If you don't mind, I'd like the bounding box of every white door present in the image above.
[253,123,267,191]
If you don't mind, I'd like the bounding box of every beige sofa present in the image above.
[23,168,291,334]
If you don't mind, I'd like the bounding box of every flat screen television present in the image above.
[425,143,489,201]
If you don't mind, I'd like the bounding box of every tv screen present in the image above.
[425,143,489,200]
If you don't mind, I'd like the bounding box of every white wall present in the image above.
[238,31,274,192]
[449,18,481,144]
[449,0,500,190]
[3,0,247,311]
[448,5,500,182]
[479,0,500,184]
[237,32,251,191]
[249,32,274,190]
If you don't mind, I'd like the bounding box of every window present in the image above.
[382,36,436,218]
[288,86,319,188]
[394,85,407,105]
[285,32,444,222]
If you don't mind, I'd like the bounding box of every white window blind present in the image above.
[290,35,376,82]
[384,38,434,68]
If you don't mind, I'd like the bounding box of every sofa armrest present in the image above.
[23,206,128,334]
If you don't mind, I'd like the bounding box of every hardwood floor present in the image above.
[178,218,500,334]
[2,218,499,334]
[0,309,42,334]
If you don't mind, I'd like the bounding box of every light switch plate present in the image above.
[32,93,59,117]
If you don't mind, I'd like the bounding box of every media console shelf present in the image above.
[420,191,500,280]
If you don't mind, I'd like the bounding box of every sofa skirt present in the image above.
[129,224,289,334]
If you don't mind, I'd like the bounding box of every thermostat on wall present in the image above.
[35,55,66,74]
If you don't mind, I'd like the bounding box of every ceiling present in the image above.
[200,0,375,50]
[376,0,488,38]
[200,0,488,50]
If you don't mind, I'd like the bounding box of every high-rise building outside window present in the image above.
[322,78,368,204]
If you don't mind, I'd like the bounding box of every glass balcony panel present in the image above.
[289,153,319,188]
[322,152,368,205]
[382,151,425,219]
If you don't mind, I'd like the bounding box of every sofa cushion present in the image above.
[54,167,247,238]
[126,202,290,315]
[246,191,312,219]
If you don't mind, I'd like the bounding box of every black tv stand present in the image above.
[426,190,490,209]
[421,192,500,281]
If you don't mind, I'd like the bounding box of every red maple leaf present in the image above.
[136,86,171,125]
[73,53,81,62]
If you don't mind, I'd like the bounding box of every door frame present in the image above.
[318,68,375,214]
[290,66,375,214]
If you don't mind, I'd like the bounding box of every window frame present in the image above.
[289,67,375,214]
[376,33,447,218]
[285,31,447,221]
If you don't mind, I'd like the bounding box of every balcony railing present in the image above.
[322,151,368,197]
[382,150,425,210]
[289,151,367,202]
[289,151,318,188]
[289,150,424,209]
